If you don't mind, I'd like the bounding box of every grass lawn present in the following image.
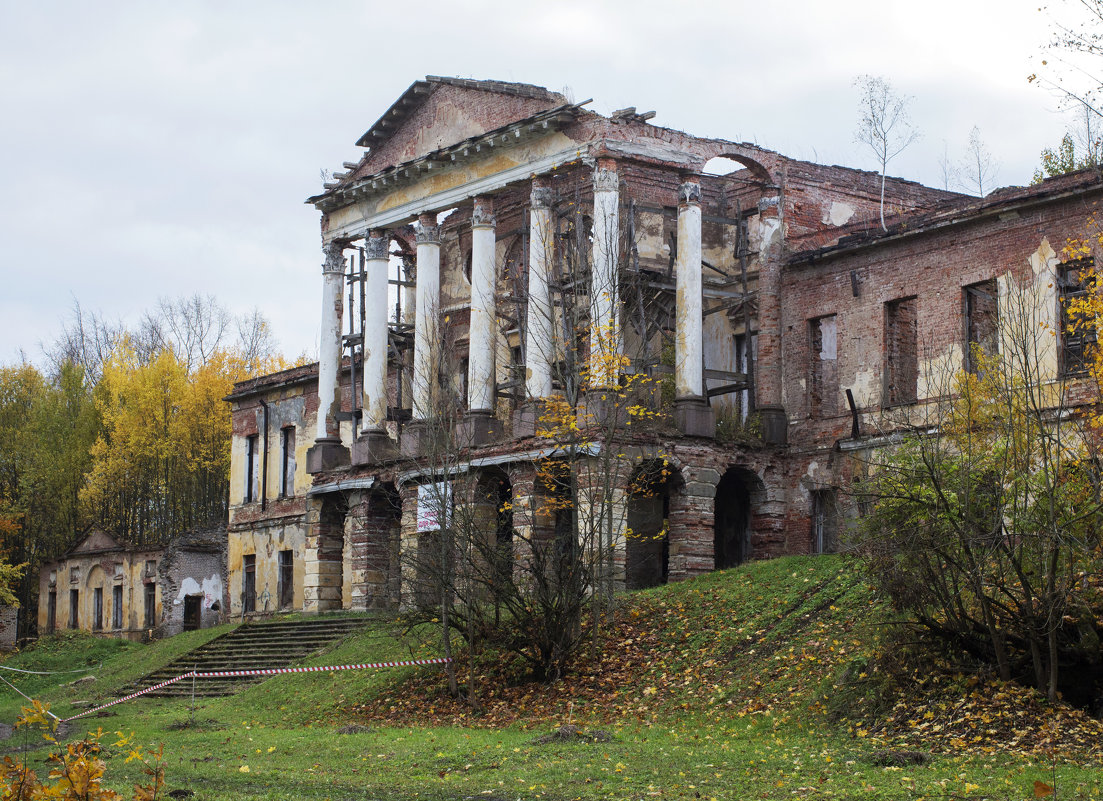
[2,556,1101,800]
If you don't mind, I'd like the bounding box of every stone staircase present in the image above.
[128,616,371,698]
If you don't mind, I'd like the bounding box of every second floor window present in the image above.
[279,427,295,498]
[810,315,839,417]
[965,280,998,373]
[245,434,259,503]
[1059,258,1094,377]
[884,297,918,406]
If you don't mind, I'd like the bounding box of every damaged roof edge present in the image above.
[308,101,591,209]
[788,169,1103,267]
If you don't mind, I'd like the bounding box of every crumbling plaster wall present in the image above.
[38,548,162,640]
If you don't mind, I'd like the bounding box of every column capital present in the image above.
[364,230,389,260]
[322,241,344,275]
[530,180,554,210]
[415,214,440,245]
[593,160,619,193]
[678,179,702,206]
[472,196,496,228]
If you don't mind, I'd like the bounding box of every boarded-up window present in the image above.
[1058,258,1094,376]
[810,315,839,417]
[965,280,998,372]
[884,297,918,405]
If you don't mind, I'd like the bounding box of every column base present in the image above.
[350,429,397,465]
[581,388,627,429]
[757,406,788,445]
[400,420,431,458]
[457,409,501,448]
[674,397,715,438]
[306,437,350,474]
[512,400,548,439]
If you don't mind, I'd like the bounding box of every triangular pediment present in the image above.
[69,530,124,555]
[347,77,567,180]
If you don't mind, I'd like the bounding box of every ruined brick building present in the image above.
[225,76,1102,617]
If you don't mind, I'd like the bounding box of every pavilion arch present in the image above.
[625,459,684,590]
[700,149,775,185]
[472,467,515,611]
[714,465,767,569]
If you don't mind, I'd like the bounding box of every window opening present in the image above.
[884,297,918,405]
[810,315,839,416]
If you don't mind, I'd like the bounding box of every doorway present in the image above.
[183,595,202,631]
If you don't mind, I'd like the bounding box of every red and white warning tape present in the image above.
[63,674,188,722]
[192,657,452,678]
[60,657,450,723]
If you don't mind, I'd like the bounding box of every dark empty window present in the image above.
[243,554,256,614]
[1059,259,1094,376]
[884,297,918,405]
[92,587,103,631]
[965,280,998,373]
[47,591,56,633]
[69,589,78,629]
[812,489,839,554]
[278,550,294,609]
[810,315,839,417]
[112,584,122,629]
[144,583,156,628]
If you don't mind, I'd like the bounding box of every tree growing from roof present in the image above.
[958,126,999,197]
[853,75,920,232]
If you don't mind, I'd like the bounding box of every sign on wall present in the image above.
[416,481,452,533]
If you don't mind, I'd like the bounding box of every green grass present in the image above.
[1,557,1101,800]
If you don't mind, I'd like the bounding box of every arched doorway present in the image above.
[626,461,681,590]
[714,466,765,569]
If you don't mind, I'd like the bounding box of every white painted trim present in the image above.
[324,146,587,241]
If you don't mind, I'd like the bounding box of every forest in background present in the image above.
[0,295,294,634]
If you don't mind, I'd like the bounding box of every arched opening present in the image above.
[475,468,514,619]
[714,466,766,569]
[367,482,402,609]
[626,461,681,590]
[316,494,346,612]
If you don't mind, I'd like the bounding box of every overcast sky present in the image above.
[0,0,1090,366]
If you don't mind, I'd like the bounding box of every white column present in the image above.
[526,180,555,399]
[675,177,704,398]
[362,230,391,432]
[412,213,440,420]
[590,158,620,387]
[316,241,345,441]
[468,197,497,412]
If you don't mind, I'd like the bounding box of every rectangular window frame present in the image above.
[809,314,839,418]
[245,434,258,504]
[279,426,295,498]
[964,280,999,374]
[112,584,123,629]
[883,296,919,407]
[1058,258,1095,377]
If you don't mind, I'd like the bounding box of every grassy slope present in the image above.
[1,556,1101,800]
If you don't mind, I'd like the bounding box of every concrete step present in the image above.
[125,615,378,697]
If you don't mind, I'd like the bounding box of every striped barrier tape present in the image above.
[192,657,452,678]
[58,657,451,723]
[63,674,189,722]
